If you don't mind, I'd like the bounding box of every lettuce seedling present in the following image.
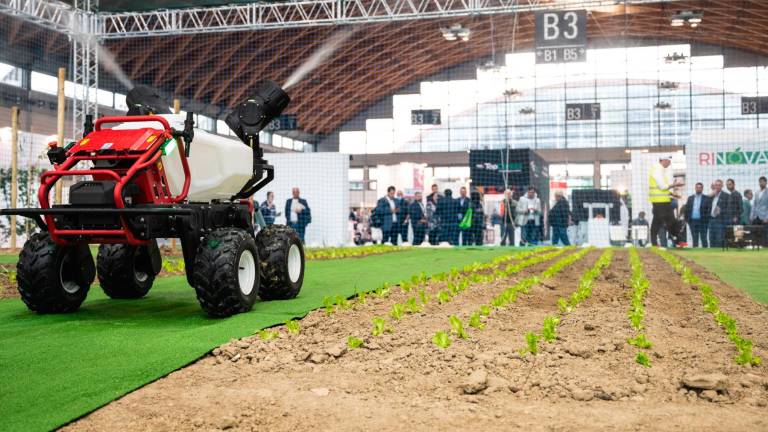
[285,319,300,335]
[541,316,560,342]
[627,333,652,349]
[347,336,364,349]
[437,290,451,304]
[375,282,391,297]
[432,331,451,349]
[259,329,279,341]
[478,305,491,316]
[468,312,485,330]
[335,295,352,310]
[371,317,391,336]
[356,290,367,305]
[449,315,469,339]
[405,297,422,313]
[635,351,651,367]
[418,288,430,305]
[389,303,405,321]
[322,296,335,315]
[520,332,539,356]
[557,298,570,314]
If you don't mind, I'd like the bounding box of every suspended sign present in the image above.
[535,10,587,64]
[265,114,298,131]
[565,103,601,121]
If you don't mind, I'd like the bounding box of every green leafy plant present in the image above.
[371,316,391,336]
[356,290,367,305]
[285,319,300,335]
[627,333,652,349]
[541,316,560,342]
[335,295,353,310]
[468,311,485,330]
[322,296,335,315]
[449,315,469,339]
[418,288,430,305]
[635,351,651,367]
[437,290,451,304]
[432,331,451,349]
[521,331,539,356]
[259,329,279,341]
[404,297,422,314]
[389,303,405,321]
[374,282,391,298]
[347,336,364,349]
[478,305,491,316]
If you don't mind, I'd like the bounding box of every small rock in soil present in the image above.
[310,387,330,397]
[699,390,718,401]
[565,344,592,358]
[308,353,329,364]
[218,417,237,430]
[572,389,593,401]
[682,373,728,391]
[462,369,489,394]
[584,323,595,331]
[486,375,511,393]
[325,345,347,358]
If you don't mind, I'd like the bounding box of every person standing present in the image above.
[751,176,768,245]
[549,191,571,246]
[684,182,711,248]
[516,186,541,245]
[395,190,409,243]
[708,179,730,248]
[467,191,485,245]
[260,191,279,226]
[456,186,471,246]
[375,186,401,245]
[437,189,458,245]
[426,184,441,245]
[741,189,753,225]
[500,189,517,246]
[632,211,650,246]
[648,155,684,247]
[409,191,428,245]
[285,187,311,243]
[725,179,743,226]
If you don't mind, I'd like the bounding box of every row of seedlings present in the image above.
[627,248,653,367]
[653,249,761,366]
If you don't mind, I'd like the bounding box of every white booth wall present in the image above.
[252,153,349,247]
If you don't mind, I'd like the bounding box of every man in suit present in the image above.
[752,176,768,245]
[708,179,730,248]
[549,191,571,246]
[409,191,428,245]
[375,185,401,245]
[437,189,458,245]
[725,179,743,226]
[285,187,311,243]
[500,189,517,246]
[395,190,409,243]
[456,186,470,246]
[684,182,712,248]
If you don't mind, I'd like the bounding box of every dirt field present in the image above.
[64,249,768,431]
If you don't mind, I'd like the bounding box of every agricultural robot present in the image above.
[1,81,304,317]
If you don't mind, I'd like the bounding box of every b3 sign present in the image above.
[535,10,587,64]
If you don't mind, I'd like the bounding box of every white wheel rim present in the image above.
[238,250,257,296]
[59,255,80,294]
[287,244,302,283]
[134,249,148,282]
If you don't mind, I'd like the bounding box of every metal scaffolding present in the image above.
[0,0,671,132]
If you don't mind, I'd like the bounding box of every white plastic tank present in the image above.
[112,114,253,202]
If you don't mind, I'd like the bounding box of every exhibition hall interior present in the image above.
[0,1,767,431]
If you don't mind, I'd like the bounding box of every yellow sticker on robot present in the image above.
[147,134,157,143]
[79,138,90,146]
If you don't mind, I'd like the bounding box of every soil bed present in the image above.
[63,249,768,431]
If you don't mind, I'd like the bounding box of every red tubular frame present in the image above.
[39,115,192,245]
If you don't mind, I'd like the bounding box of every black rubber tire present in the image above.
[16,232,94,313]
[96,244,155,299]
[255,224,304,300]
[192,228,260,317]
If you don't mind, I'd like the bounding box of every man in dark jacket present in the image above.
[409,191,428,245]
[395,190,409,243]
[456,186,471,245]
[500,189,517,246]
[285,187,311,243]
[684,182,712,247]
[549,191,571,246]
[437,189,458,245]
[708,180,730,248]
[374,186,401,244]
[725,179,743,226]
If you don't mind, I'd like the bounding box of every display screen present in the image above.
[565,103,601,121]
[411,109,441,125]
[265,114,298,131]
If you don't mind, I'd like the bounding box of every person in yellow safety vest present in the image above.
[648,154,684,247]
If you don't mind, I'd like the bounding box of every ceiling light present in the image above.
[440,24,470,42]
[670,10,703,28]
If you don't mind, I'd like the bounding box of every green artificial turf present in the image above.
[0,247,517,431]
[674,248,768,304]
[0,253,17,264]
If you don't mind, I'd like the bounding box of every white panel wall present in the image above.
[252,153,349,247]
